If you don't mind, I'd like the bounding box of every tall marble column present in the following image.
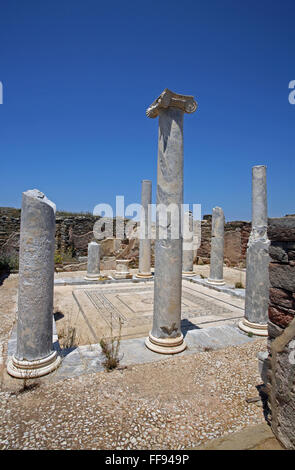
[136,179,153,279]
[145,89,197,354]
[182,211,195,276]
[207,207,225,285]
[7,190,61,378]
[85,241,100,280]
[239,165,269,336]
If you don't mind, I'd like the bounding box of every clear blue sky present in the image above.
[0,0,294,221]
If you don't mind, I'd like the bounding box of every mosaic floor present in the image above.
[68,280,245,343]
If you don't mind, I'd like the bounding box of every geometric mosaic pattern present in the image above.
[72,281,244,343]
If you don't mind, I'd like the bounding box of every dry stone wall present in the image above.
[0,208,21,255]
[197,217,251,267]
[1,207,293,269]
[0,208,141,270]
[267,217,295,449]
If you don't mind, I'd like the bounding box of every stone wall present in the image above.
[197,216,251,267]
[1,207,292,270]
[0,209,126,256]
[0,208,21,255]
[0,209,99,258]
[0,208,141,270]
[55,215,99,256]
[267,217,295,449]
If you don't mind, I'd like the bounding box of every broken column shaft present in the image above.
[207,207,225,285]
[239,165,270,336]
[137,179,153,279]
[7,189,61,378]
[182,211,195,276]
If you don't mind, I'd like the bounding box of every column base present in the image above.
[135,272,153,279]
[206,278,226,286]
[7,350,61,379]
[84,274,100,281]
[182,271,195,277]
[238,318,268,337]
[114,272,132,280]
[145,332,187,355]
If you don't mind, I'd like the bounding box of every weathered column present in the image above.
[145,89,197,354]
[182,211,195,276]
[136,179,153,279]
[85,241,100,280]
[7,190,61,378]
[239,165,269,336]
[207,207,225,285]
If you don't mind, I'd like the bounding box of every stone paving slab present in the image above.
[7,325,17,358]
[55,324,254,381]
[6,276,249,383]
[5,323,254,383]
[188,275,245,299]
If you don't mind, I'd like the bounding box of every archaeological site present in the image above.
[0,1,294,457]
[1,87,294,453]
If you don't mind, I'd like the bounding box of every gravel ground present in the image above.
[0,341,267,449]
[0,274,267,450]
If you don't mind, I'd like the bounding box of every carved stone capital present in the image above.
[146,88,197,118]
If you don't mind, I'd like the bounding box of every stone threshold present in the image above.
[195,422,284,450]
[6,320,255,383]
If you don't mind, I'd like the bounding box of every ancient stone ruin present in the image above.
[0,207,253,271]
[1,90,294,451]
[266,216,295,449]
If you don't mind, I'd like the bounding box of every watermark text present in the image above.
[289,80,295,105]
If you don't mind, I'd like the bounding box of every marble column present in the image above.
[182,211,195,276]
[85,241,100,280]
[239,165,269,336]
[145,89,197,354]
[207,207,225,285]
[7,190,61,378]
[136,179,153,279]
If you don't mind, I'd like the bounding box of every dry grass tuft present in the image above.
[100,315,123,372]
